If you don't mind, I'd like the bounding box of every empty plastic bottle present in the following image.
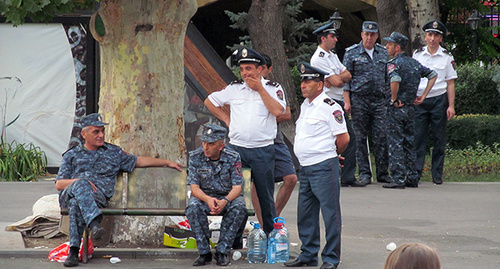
[268,217,289,263]
[247,221,267,263]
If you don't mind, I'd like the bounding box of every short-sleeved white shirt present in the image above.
[413,45,458,98]
[310,46,347,100]
[207,77,287,148]
[294,91,348,166]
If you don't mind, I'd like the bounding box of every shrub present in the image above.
[444,142,500,176]
[447,114,500,150]
[455,64,500,115]
[0,141,47,181]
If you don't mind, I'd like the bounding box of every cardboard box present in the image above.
[163,225,219,249]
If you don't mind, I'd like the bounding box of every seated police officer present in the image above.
[185,124,247,266]
[55,113,182,267]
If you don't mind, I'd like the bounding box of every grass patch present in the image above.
[0,141,47,181]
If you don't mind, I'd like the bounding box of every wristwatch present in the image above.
[222,197,230,203]
[390,99,396,105]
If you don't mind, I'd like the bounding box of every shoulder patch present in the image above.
[333,110,344,124]
[266,81,280,87]
[387,63,396,73]
[276,89,284,101]
[324,98,336,106]
[229,80,243,85]
[234,161,242,176]
[319,51,325,57]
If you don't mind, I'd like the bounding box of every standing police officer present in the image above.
[285,63,349,269]
[342,21,391,185]
[186,124,247,266]
[310,20,361,187]
[383,32,437,189]
[413,20,458,185]
[55,113,182,267]
[204,47,286,235]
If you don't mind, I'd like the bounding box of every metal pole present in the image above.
[472,29,478,62]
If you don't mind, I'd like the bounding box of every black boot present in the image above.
[63,247,79,267]
[193,252,212,266]
[215,251,229,266]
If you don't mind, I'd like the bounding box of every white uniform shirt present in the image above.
[310,46,347,100]
[413,45,458,98]
[208,77,287,148]
[294,91,348,166]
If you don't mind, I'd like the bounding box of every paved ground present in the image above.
[0,179,499,268]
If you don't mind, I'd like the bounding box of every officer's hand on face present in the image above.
[245,74,264,93]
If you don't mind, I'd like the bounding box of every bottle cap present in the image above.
[274,222,284,229]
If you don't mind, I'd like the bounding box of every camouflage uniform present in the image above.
[186,146,247,255]
[56,143,137,248]
[343,42,390,182]
[386,53,437,185]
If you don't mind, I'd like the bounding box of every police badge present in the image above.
[242,48,248,58]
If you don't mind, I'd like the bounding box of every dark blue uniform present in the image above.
[186,146,247,255]
[56,143,137,248]
[343,42,391,183]
[387,53,437,185]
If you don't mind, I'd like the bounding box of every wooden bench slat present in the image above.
[60,208,255,216]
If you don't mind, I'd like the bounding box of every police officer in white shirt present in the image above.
[285,63,349,269]
[310,20,361,187]
[413,20,457,185]
[204,47,287,235]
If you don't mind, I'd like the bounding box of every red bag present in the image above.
[48,239,94,262]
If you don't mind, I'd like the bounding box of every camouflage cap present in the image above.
[383,31,409,49]
[81,113,108,128]
[200,124,227,143]
[362,21,378,33]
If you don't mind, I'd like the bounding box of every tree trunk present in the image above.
[247,0,298,140]
[377,0,410,52]
[406,0,439,51]
[90,0,197,246]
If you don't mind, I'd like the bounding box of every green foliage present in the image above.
[225,0,322,66]
[290,65,303,104]
[447,114,500,149]
[444,141,500,176]
[455,64,500,115]
[0,0,93,26]
[0,141,47,181]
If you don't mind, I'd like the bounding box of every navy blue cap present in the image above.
[423,20,447,36]
[200,124,227,143]
[297,62,329,81]
[81,113,108,128]
[235,47,266,66]
[313,21,337,35]
[384,31,409,49]
[362,21,378,33]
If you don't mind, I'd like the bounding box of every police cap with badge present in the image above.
[81,113,109,128]
[423,20,447,36]
[200,124,227,143]
[297,62,329,81]
[313,20,337,36]
[230,47,266,66]
[383,31,409,49]
[362,21,379,33]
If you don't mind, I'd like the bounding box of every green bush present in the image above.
[447,114,500,150]
[0,141,47,181]
[444,141,500,176]
[455,64,500,115]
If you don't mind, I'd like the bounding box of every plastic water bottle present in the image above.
[247,221,267,263]
[268,217,289,263]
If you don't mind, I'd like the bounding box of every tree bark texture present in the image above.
[377,0,410,52]
[90,0,197,246]
[406,0,439,51]
[247,0,298,140]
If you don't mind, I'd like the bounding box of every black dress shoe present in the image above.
[359,178,371,185]
[193,252,212,266]
[215,252,229,266]
[320,262,337,269]
[377,177,392,183]
[341,181,367,187]
[433,178,443,185]
[63,251,79,267]
[405,181,418,188]
[90,224,105,241]
[383,182,405,189]
[284,258,317,267]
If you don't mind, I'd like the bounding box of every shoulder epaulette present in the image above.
[229,80,244,85]
[266,81,280,87]
[414,47,425,54]
[376,43,386,49]
[323,98,336,106]
[442,49,453,56]
[345,44,357,51]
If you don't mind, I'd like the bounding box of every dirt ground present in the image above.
[23,234,69,249]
